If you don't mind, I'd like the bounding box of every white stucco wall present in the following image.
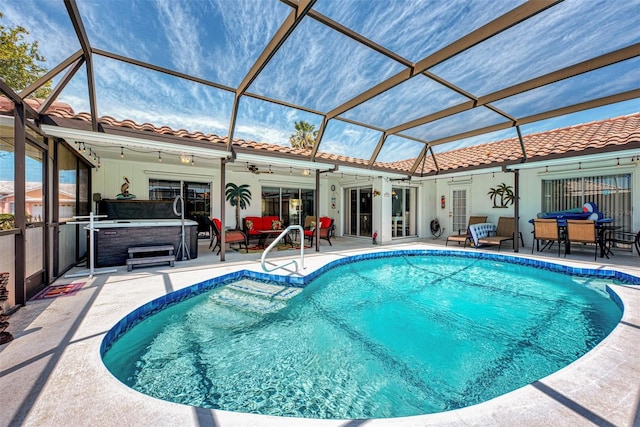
[93,152,639,247]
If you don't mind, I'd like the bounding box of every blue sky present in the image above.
[2,0,640,163]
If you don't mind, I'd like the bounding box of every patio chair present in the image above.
[446,215,488,247]
[475,216,524,251]
[565,220,597,260]
[304,217,333,248]
[211,217,248,255]
[605,229,640,257]
[532,218,562,256]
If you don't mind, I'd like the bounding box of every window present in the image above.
[0,122,15,229]
[261,186,315,226]
[58,144,77,221]
[542,174,632,230]
[149,179,211,235]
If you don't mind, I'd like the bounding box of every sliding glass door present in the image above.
[345,186,372,237]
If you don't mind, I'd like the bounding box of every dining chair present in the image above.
[565,220,597,260]
[532,218,561,256]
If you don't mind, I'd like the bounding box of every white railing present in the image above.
[261,225,304,273]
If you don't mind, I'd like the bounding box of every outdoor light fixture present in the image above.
[120,146,124,158]
[301,169,310,176]
[616,158,620,167]
[578,162,582,170]
[545,166,549,174]
[191,155,194,165]
[180,155,190,164]
[158,151,162,162]
[289,167,292,176]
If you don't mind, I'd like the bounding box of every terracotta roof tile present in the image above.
[1,97,639,175]
[411,113,640,174]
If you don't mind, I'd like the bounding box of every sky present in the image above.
[2,0,640,163]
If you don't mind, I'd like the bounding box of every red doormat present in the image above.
[31,282,85,300]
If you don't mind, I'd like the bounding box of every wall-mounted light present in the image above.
[578,162,582,171]
[616,158,620,167]
[191,155,194,165]
[301,169,310,176]
[545,165,549,174]
[180,155,190,164]
[158,151,162,162]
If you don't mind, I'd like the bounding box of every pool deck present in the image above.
[1,236,640,427]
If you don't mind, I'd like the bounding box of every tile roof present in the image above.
[413,113,640,174]
[2,97,639,175]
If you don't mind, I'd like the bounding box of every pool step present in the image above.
[210,279,302,315]
[228,280,302,300]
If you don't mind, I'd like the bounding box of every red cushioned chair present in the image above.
[211,218,248,254]
[304,217,333,249]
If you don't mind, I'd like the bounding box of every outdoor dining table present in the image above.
[557,218,617,258]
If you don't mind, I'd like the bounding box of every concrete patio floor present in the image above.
[1,235,640,427]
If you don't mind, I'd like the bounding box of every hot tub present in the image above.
[93,219,199,267]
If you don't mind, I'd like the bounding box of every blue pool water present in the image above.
[102,253,623,419]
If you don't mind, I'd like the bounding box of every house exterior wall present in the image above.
[91,150,639,250]
[424,155,639,248]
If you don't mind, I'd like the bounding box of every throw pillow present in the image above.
[309,221,316,231]
[245,220,253,230]
[271,220,282,230]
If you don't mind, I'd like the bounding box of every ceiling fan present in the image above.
[246,164,273,174]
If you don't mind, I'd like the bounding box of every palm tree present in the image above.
[487,186,500,207]
[496,183,514,207]
[501,184,515,207]
[225,183,252,230]
[289,120,318,149]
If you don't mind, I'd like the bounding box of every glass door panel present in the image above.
[25,142,46,297]
[450,188,468,234]
[345,186,372,237]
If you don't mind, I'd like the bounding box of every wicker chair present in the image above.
[565,220,597,260]
[446,215,488,247]
[532,218,562,256]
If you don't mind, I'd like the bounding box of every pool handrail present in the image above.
[261,225,304,273]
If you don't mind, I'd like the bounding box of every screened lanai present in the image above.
[2,0,640,174]
[1,0,640,303]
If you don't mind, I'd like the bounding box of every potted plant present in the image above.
[225,183,252,230]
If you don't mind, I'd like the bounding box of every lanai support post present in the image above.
[315,169,320,252]
[513,168,520,253]
[220,158,226,261]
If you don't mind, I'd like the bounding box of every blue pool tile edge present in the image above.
[100,249,640,356]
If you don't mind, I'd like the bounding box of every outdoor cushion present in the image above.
[469,222,496,247]
[243,216,279,236]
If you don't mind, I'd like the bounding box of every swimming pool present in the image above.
[101,251,625,420]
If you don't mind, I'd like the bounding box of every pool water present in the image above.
[102,255,622,419]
